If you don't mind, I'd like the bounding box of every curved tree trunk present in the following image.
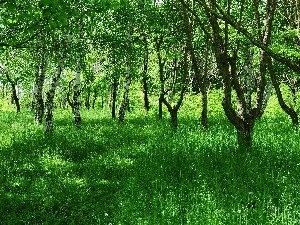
[197,0,276,149]
[268,57,299,126]
[181,2,208,130]
[5,72,20,113]
[11,83,20,113]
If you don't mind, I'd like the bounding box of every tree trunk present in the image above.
[268,57,299,126]
[289,79,297,105]
[158,94,163,119]
[73,62,82,128]
[5,72,20,113]
[11,83,20,113]
[118,64,131,123]
[34,50,46,125]
[236,122,254,149]
[111,77,118,119]
[181,3,208,129]
[31,84,35,111]
[170,109,178,130]
[156,36,166,120]
[45,62,62,133]
[142,36,150,114]
[92,90,98,109]
[200,89,208,130]
[61,87,67,109]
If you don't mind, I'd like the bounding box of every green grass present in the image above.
[0,93,300,224]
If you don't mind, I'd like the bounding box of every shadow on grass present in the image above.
[1,112,299,224]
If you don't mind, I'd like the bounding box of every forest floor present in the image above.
[0,93,300,224]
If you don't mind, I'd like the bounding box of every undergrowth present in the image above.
[0,92,299,224]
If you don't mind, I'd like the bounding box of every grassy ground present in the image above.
[0,92,300,224]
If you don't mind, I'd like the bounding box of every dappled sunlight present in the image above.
[1,105,300,223]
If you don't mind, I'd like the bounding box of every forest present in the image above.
[0,0,300,224]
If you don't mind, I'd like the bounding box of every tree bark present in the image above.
[73,62,82,127]
[45,62,62,133]
[198,0,276,149]
[155,36,166,120]
[160,46,188,130]
[118,62,131,123]
[30,84,35,111]
[111,77,118,119]
[267,57,299,126]
[236,122,254,149]
[5,72,20,113]
[92,90,98,109]
[181,2,208,129]
[34,49,46,125]
[142,35,150,114]
[158,94,163,119]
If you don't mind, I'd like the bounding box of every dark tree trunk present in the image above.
[142,35,150,114]
[181,3,208,130]
[73,83,82,127]
[200,89,208,130]
[118,65,131,123]
[156,36,166,120]
[11,83,20,113]
[142,75,150,113]
[197,0,276,149]
[111,77,118,119]
[126,97,130,112]
[5,71,20,113]
[170,109,178,130]
[160,47,188,130]
[92,90,98,109]
[268,57,299,126]
[236,122,254,149]
[72,62,82,128]
[158,94,163,119]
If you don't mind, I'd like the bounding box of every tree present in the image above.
[181,0,277,148]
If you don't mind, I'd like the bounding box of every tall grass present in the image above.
[0,92,299,224]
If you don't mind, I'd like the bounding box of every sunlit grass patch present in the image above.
[0,95,300,224]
